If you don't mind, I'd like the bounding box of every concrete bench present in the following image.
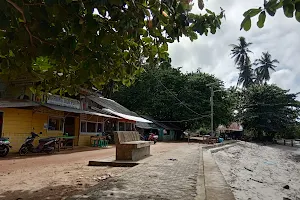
[114,132,153,161]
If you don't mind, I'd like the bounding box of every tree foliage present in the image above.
[241,0,300,31]
[254,51,279,84]
[230,37,279,88]
[111,63,233,130]
[230,37,254,88]
[0,0,224,95]
[236,84,300,140]
[230,37,253,66]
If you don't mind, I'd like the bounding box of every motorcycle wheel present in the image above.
[0,146,9,157]
[19,146,29,156]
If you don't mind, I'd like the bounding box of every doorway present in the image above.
[0,112,3,138]
[64,117,75,136]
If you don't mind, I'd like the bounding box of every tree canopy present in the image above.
[112,63,233,130]
[1,0,299,95]
[235,84,300,140]
[230,37,280,88]
[241,0,300,31]
[254,52,279,84]
[0,0,224,95]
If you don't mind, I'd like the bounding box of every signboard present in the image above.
[47,94,81,109]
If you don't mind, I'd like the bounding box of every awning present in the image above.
[85,110,120,119]
[43,104,119,119]
[103,108,152,123]
[136,121,158,129]
[0,100,39,108]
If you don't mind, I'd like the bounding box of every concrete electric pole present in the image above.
[206,83,221,136]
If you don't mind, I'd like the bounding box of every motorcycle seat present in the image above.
[0,137,9,141]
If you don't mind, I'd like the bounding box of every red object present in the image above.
[148,133,158,144]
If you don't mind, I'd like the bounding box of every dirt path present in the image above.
[0,142,184,200]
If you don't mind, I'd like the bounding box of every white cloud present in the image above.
[169,0,300,94]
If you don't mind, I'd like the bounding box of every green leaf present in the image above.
[210,26,216,34]
[206,9,214,15]
[283,3,295,18]
[257,11,266,28]
[266,8,276,16]
[243,8,262,17]
[240,16,251,31]
[9,50,15,57]
[142,37,152,44]
[296,11,300,22]
[160,43,168,52]
[274,1,284,9]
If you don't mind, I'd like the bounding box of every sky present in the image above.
[169,0,300,95]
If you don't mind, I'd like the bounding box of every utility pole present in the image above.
[206,82,220,136]
[210,86,214,136]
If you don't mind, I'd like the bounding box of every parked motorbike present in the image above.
[0,137,12,157]
[19,132,57,156]
[148,133,158,144]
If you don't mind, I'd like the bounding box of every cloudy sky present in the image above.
[169,0,300,94]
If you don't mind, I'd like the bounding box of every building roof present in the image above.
[103,108,152,123]
[141,115,177,130]
[0,99,39,108]
[136,121,159,129]
[87,95,139,116]
[217,122,243,132]
[163,122,182,131]
[43,104,119,119]
[87,95,152,123]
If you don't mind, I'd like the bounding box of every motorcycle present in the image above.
[0,137,12,157]
[148,133,158,144]
[19,132,57,156]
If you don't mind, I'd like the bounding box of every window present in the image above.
[97,123,103,132]
[80,121,103,133]
[48,117,63,131]
[81,121,87,132]
[126,123,132,131]
[119,122,125,131]
[87,122,96,132]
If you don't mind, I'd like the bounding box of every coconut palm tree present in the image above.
[237,59,255,88]
[230,37,253,67]
[254,52,279,84]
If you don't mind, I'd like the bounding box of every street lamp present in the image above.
[206,83,221,136]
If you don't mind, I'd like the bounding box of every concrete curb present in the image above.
[209,143,237,153]
[202,140,238,150]
[195,145,206,200]
[196,142,238,200]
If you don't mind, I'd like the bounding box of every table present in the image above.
[56,136,75,152]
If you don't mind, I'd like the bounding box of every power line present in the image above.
[157,114,211,123]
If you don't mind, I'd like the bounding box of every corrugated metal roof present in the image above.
[103,108,152,123]
[87,95,139,117]
[43,104,119,119]
[0,100,39,108]
[141,115,172,130]
[136,121,159,129]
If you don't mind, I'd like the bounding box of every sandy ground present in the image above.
[213,142,300,200]
[0,142,183,200]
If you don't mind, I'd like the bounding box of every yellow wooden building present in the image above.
[0,81,149,153]
[0,100,119,152]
